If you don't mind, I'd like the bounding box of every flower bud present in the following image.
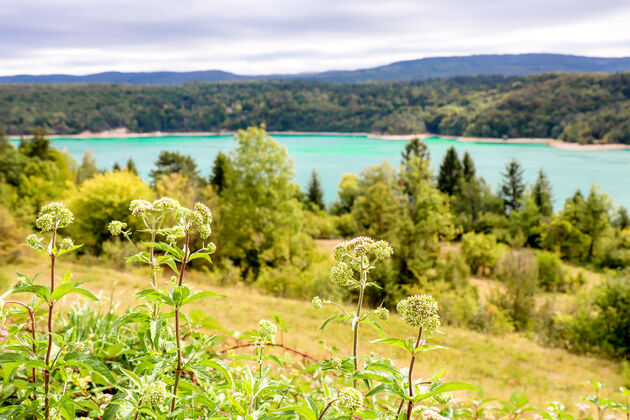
[375,307,390,321]
[59,238,74,250]
[26,234,41,249]
[335,387,363,413]
[141,381,168,407]
[397,295,439,328]
[258,319,277,343]
[107,220,127,236]
[312,296,323,310]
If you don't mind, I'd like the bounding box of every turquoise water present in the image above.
[23,134,630,210]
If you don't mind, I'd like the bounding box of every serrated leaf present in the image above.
[65,353,116,383]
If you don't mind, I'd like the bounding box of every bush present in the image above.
[536,251,567,292]
[461,232,501,276]
[493,249,538,331]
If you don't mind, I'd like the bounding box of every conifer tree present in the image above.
[461,151,476,182]
[401,137,430,166]
[150,151,200,185]
[532,169,553,216]
[77,149,98,183]
[126,157,139,175]
[209,151,229,194]
[499,159,526,213]
[112,162,122,171]
[306,169,325,210]
[437,146,462,196]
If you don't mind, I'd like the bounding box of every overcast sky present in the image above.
[1,0,630,76]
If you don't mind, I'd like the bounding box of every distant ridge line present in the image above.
[2,53,630,85]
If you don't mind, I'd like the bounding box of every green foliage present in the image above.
[218,127,311,277]
[536,251,567,292]
[209,151,229,194]
[437,146,462,196]
[499,159,526,214]
[493,249,538,331]
[460,232,501,275]
[65,171,153,251]
[149,150,200,186]
[305,169,325,210]
[76,149,98,184]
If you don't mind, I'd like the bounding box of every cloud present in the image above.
[1,0,629,75]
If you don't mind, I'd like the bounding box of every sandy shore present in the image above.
[11,128,630,151]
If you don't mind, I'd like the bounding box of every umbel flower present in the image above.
[141,381,169,407]
[107,220,127,236]
[375,306,390,321]
[312,296,323,309]
[397,294,441,335]
[335,387,363,413]
[258,319,278,343]
[59,238,74,250]
[35,202,74,232]
[25,234,42,249]
[330,237,393,287]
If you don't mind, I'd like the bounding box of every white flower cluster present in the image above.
[258,319,278,343]
[334,387,363,413]
[141,380,169,407]
[330,237,393,288]
[397,294,441,335]
[35,202,74,232]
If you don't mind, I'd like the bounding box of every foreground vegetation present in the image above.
[2,72,630,143]
[1,126,630,417]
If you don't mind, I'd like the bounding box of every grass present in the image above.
[1,254,627,409]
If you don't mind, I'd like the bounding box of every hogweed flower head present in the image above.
[432,392,453,404]
[335,387,363,413]
[258,319,277,343]
[375,307,390,321]
[36,202,74,231]
[153,197,180,212]
[176,202,213,238]
[330,237,393,287]
[312,296,323,310]
[59,238,74,250]
[141,381,169,407]
[107,220,127,236]
[397,294,440,334]
[26,234,42,249]
[14,274,31,288]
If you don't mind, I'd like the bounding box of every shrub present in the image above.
[461,232,500,276]
[536,250,567,292]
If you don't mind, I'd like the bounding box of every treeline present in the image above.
[1,128,629,358]
[2,72,630,143]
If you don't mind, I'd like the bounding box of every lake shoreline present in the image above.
[10,128,630,151]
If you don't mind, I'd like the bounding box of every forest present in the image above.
[2,72,630,143]
[1,128,630,418]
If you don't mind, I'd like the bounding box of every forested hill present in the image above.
[2,54,630,84]
[2,72,630,144]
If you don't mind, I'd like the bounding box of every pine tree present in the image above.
[401,137,429,165]
[126,158,139,175]
[149,151,200,185]
[532,169,553,216]
[437,146,462,196]
[209,151,229,194]
[499,159,526,213]
[306,169,325,210]
[461,152,476,182]
[77,149,98,183]
[112,162,122,171]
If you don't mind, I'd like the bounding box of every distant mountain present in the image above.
[2,54,630,85]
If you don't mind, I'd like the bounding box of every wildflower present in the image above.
[371,240,394,261]
[36,202,74,231]
[14,274,31,288]
[129,199,152,213]
[312,296,323,310]
[141,381,169,407]
[397,294,439,328]
[59,238,74,250]
[107,220,127,236]
[26,234,41,249]
[375,307,390,321]
[72,342,88,353]
[432,392,452,404]
[232,391,246,403]
[330,358,342,369]
[418,406,448,420]
[334,387,363,413]
[330,262,354,286]
[258,319,277,343]
[153,197,180,212]
[198,223,212,239]
[194,202,213,224]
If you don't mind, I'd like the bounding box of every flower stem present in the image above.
[170,230,190,413]
[318,399,338,420]
[44,229,57,420]
[352,269,367,387]
[406,326,423,420]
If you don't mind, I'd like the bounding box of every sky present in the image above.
[1,0,630,76]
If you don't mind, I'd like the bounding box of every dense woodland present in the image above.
[2,72,630,143]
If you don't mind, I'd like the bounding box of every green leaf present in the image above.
[57,244,83,256]
[319,313,349,332]
[414,344,447,354]
[509,390,529,408]
[10,284,50,301]
[182,290,226,306]
[102,391,126,420]
[413,382,480,403]
[276,405,317,420]
[65,352,116,384]
[371,337,413,353]
[199,359,234,388]
[144,241,184,260]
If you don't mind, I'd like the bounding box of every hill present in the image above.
[1,53,630,84]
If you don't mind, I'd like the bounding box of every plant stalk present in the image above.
[406,326,423,420]
[44,228,57,420]
[170,230,190,413]
[352,269,367,387]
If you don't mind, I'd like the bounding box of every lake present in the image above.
[35,134,630,210]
